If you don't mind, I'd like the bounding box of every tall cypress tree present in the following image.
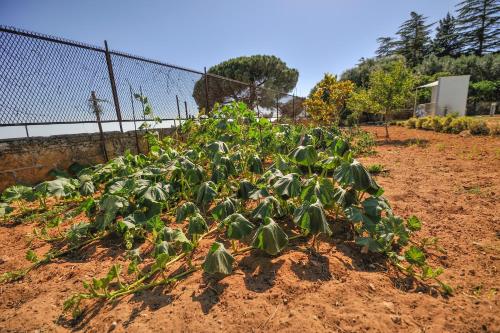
[433,13,461,57]
[375,37,397,58]
[396,12,434,67]
[456,0,500,55]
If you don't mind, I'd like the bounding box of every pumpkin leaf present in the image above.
[273,173,301,199]
[176,202,200,223]
[202,242,234,275]
[291,145,317,166]
[188,213,208,236]
[212,198,237,221]
[293,200,332,236]
[251,218,289,255]
[196,181,217,207]
[252,196,282,220]
[220,213,255,240]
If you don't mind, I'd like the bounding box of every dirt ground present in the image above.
[0,126,499,333]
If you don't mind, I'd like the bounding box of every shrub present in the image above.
[406,117,417,128]
[441,115,455,133]
[431,117,443,132]
[415,117,427,129]
[449,118,468,133]
[467,119,490,135]
[422,117,434,130]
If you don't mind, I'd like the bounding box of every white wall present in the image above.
[436,75,470,116]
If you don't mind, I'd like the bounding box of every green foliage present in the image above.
[456,0,499,55]
[220,213,255,240]
[202,242,235,275]
[252,218,289,255]
[0,101,451,317]
[193,55,298,111]
[401,115,495,135]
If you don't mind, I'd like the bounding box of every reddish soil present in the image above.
[0,126,499,333]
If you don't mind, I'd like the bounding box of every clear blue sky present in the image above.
[1,0,459,96]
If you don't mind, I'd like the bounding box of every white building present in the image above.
[415,75,470,117]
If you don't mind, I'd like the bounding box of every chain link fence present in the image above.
[0,26,306,139]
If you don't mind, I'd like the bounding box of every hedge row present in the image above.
[394,115,500,136]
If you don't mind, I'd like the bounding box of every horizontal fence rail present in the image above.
[0,26,305,138]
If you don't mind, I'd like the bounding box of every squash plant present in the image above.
[0,101,452,319]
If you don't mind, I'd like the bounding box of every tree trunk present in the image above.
[384,110,390,140]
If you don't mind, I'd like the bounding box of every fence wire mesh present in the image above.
[0,26,304,135]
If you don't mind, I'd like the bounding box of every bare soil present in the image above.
[0,126,499,333]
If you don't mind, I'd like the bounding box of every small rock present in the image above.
[368,283,376,292]
[283,298,288,304]
[109,321,118,330]
[382,301,395,313]
[391,316,402,325]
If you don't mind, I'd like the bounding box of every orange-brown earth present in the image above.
[0,126,499,333]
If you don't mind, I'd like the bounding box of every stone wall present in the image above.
[0,129,174,191]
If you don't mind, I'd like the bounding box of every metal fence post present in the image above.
[128,85,141,154]
[91,91,109,161]
[204,67,210,114]
[176,95,181,121]
[104,40,124,133]
[184,101,189,119]
[292,95,296,122]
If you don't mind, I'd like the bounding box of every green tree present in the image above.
[396,12,434,67]
[192,55,298,112]
[376,37,398,58]
[340,55,406,88]
[347,61,415,138]
[304,74,354,125]
[456,0,500,56]
[433,13,461,57]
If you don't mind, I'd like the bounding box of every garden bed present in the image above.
[0,125,498,333]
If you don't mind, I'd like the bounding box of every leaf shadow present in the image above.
[290,250,332,281]
[238,254,285,293]
[192,274,228,314]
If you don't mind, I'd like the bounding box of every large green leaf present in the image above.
[237,180,256,200]
[247,154,264,174]
[202,242,234,275]
[220,213,255,240]
[79,176,95,196]
[160,227,193,252]
[35,178,76,198]
[211,198,236,220]
[196,181,217,206]
[252,196,282,220]
[153,241,176,258]
[273,173,301,198]
[206,141,229,158]
[176,202,200,222]
[362,196,391,222]
[139,182,169,202]
[251,218,289,255]
[334,159,380,193]
[293,200,332,236]
[301,177,336,206]
[0,202,13,217]
[94,194,129,230]
[291,145,317,166]
[332,186,358,208]
[214,156,237,175]
[188,213,208,236]
[1,185,34,202]
[211,165,228,184]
